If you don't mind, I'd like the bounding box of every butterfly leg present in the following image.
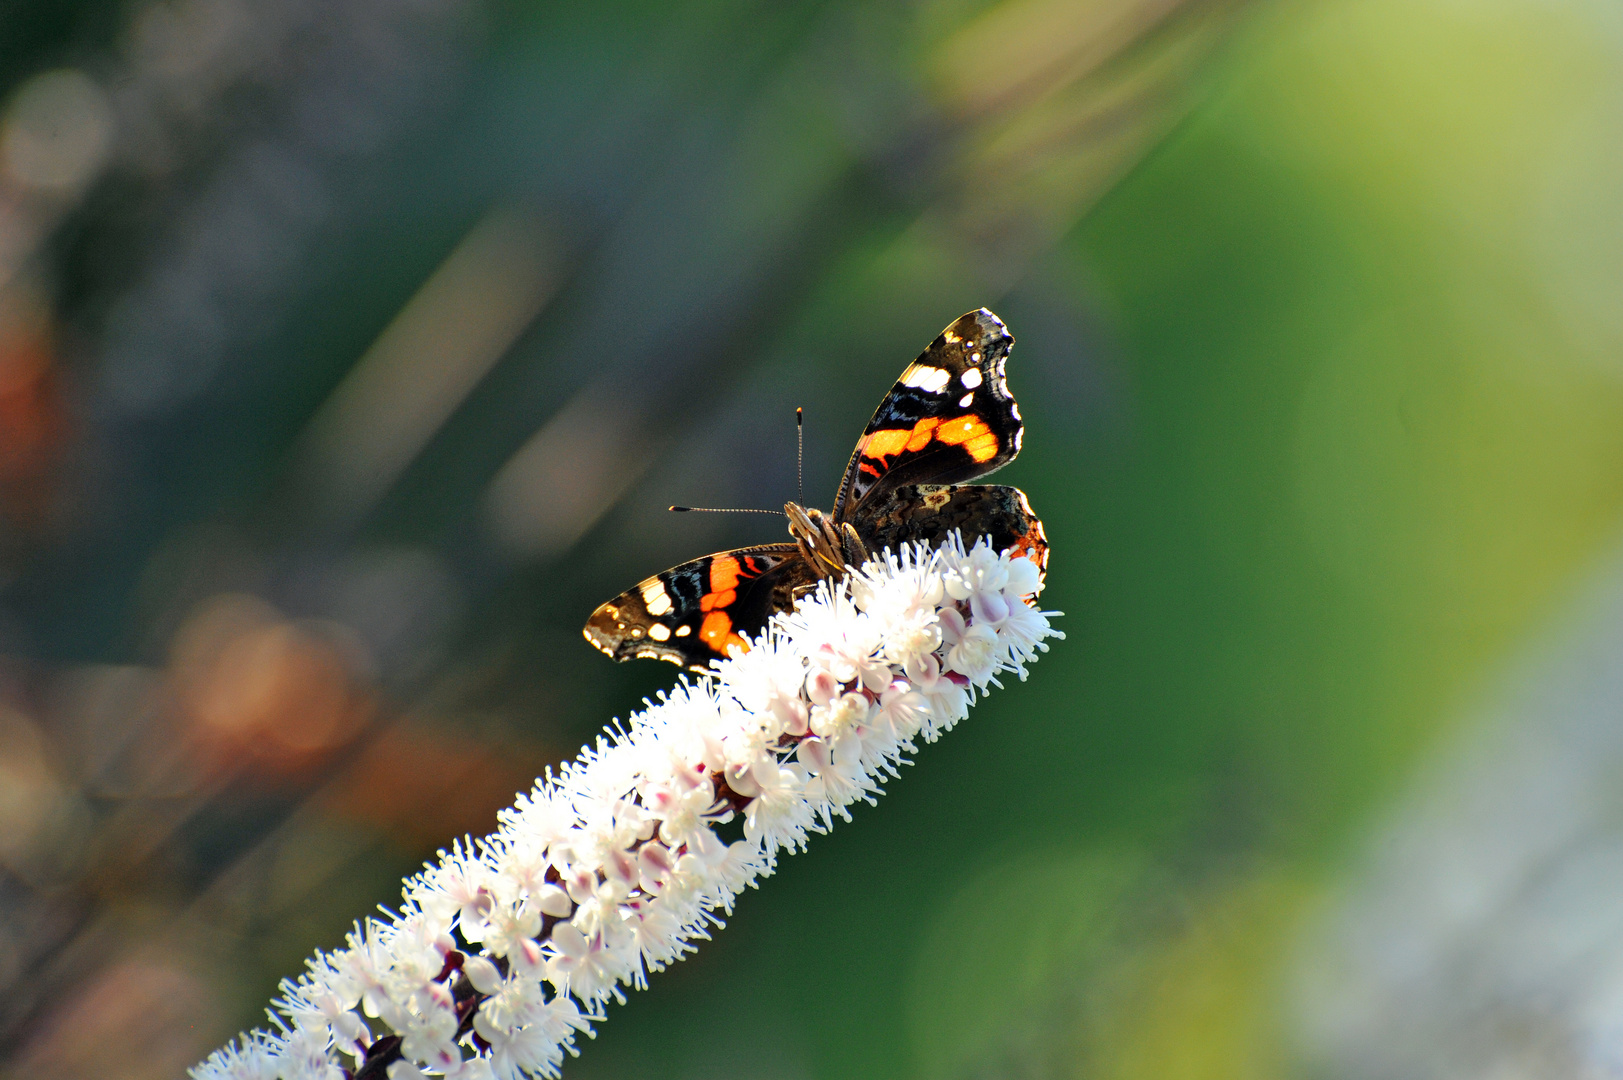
[794,535,822,577]
[840,522,869,567]
[818,513,845,564]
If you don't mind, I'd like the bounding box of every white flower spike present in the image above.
[192,533,1061,1080]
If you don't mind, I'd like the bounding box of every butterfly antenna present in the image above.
[668,506,785,516]
[667,409,805,517]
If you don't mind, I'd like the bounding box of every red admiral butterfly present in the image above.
[584,308,1048,670]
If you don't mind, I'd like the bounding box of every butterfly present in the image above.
[583,308,1047,670]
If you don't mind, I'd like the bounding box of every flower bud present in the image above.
[970,590,1011,628]
[461,955,502,995]
[638,842,674,892]
[805,667,840,707]
[1004,556,1041,597]
[724,760,761,797]
[510,936,545,977]
[537,883,573,918]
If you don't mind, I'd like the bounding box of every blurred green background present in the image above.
[3,0,1623,1076]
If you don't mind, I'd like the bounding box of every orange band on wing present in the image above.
[905,417,941,451]
[860,427,911,461]
[700,555,745,612]
[862,414,998,466]
[699,610,748,655]
[861,417,942,464]
[933,415,999,462]
[709,556,742,592]
[700,589,736,611]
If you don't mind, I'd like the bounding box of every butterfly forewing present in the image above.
[583,544,806,669]
[833,308,1023,518]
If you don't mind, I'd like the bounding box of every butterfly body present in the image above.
[584,308,1048,669]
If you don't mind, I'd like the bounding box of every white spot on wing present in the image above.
[640,580,673,616]
[960,367,982,389]
[958,392,974,407]
[648,624,671,641]
[901,364,951,393]
[675,625,691,637]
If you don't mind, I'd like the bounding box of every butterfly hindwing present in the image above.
[583,544,807,669]
[833,308,1022,517]
[851,483,1048,581]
